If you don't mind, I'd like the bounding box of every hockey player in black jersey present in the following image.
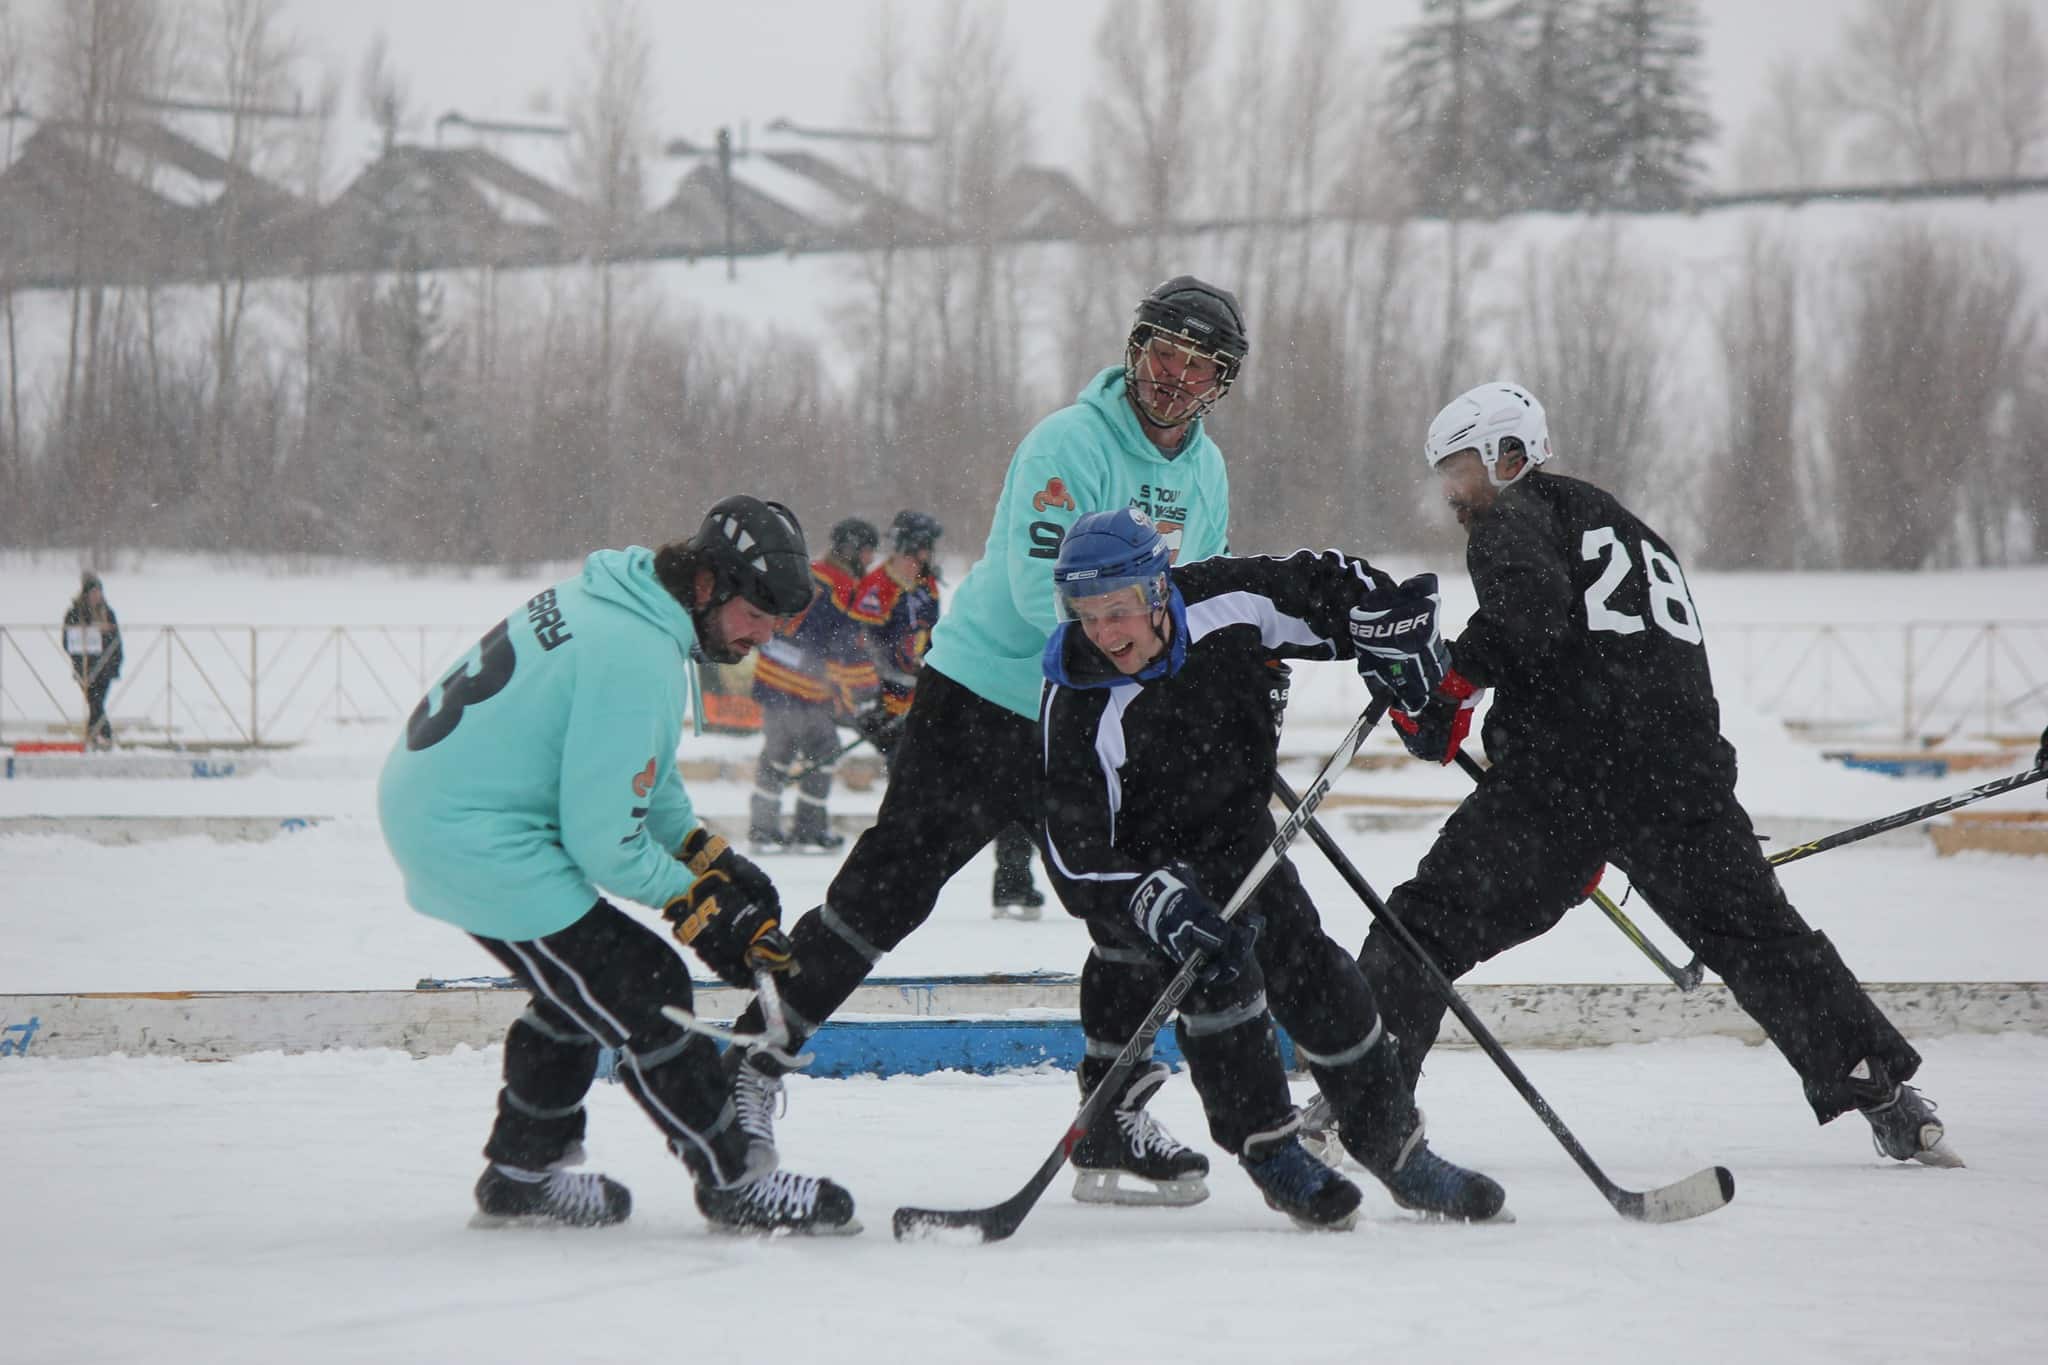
[1039,508,1507,1226]
[1328,381,1960,1169]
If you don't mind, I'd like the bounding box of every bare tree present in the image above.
[1826,226,2036,568]
[204,0,296,529]
[1975,0,2048,176]
[358,31,410,155]
[845,0,915,466]
[1700,229,1809,567]
[1731,57,1836,190]
[1503,223,1669,514]
[1830,0,1974,180]
[0,0,24,506]
[1088,0,1217,251]
[42,0,171,556]
[563,0,654,539]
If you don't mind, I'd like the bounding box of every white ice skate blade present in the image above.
[991,905,1044,921]
[705,1216,864,1238]
[1909,1131,1966,1169]
[1071,1170,1210,1207]
[1392,1205,1518,1226]
[467,1211,614,1231]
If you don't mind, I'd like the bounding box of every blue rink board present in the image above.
[595,1019,1303,1080]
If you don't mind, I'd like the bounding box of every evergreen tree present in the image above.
[1582,0,1715,208]
[1387,0,1521,215]
[1496,0,1605,209]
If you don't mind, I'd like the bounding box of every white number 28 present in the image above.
[1580,526,1703,645]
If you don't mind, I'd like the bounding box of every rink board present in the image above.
[4,978,2042,1073]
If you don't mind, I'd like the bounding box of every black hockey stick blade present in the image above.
[892,1137,1070,1243]
[1611,1165,1735,1224]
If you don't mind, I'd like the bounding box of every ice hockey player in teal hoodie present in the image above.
[726,276,1249,1209]
[377,496,862,1236]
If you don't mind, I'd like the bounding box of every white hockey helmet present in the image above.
[1424,381,1552,488]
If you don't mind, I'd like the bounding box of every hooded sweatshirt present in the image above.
[378,547,706,941]
[923,366,1232,720]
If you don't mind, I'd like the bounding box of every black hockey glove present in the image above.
[1129,862,1259,987]
[1263,659,1293,741]
[1378,669,1483,765]
[1348,574,1449,715]
[2035,725,2047,774]
[664,827,793,988]
[853,702,904,755]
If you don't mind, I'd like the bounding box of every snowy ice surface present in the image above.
[4,552,2047,1360]
[4,1037,2044,1364]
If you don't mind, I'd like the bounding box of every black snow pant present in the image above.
[751,700,841,841]
[1068,853,1422,1169]
[74,660,114,743]
[472,899,754,1187]
[730,666,1156,1057]
[1356,757,1920,1123]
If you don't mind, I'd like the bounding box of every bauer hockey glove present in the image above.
[665,827,794,988]
[1378,669,1484,766]
[1129,862,1259,987]
[1348,574,1450,716]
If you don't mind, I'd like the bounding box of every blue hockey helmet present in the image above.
[1052,508,1172,622]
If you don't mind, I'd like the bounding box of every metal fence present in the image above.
[3,619,2046,748]
[0,623,477,747]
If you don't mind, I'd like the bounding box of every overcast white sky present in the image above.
[282,0,1883,189]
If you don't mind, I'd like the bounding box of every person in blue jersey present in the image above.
[726,277,1246,1206]
[749,517,882,854]
[378,496,862,1236]
[1037,509,1506,1226]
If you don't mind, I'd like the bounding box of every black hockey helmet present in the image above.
[830,517,880,561]
[890,509,942,554]
[1125,275,1248,426]
[687,495,813,616]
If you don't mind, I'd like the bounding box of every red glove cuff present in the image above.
[1438,669,1480,703]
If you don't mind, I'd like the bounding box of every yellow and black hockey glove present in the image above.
[664,828,794,988]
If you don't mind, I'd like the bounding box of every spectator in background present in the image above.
[64,571,122,750]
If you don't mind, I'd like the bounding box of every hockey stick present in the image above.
[661,970,814,1070]
[1451,750,1704,991]
[784,713,908,784]
[890,698,1392,1243]
[1763,762,2048,867]
[1275,773,1734,1225]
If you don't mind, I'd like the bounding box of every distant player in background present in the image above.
[1039,510,1505,1225]
[63,571,122,750]
[725,276,1247,1206]
[852,509,1048,919]
[1314,382,1962,1169]
[378,496,862,1235]
[749,517,881,853]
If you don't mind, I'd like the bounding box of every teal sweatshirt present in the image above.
[924,366,1232,718]
[378,548,706,941]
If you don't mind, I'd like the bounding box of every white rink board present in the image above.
[5,980,2041,1063]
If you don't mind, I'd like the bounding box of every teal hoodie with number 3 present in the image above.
[378,548,708,942]
[923,366,1232,719]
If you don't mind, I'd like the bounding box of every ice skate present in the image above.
[747,824,791,856]
[1071,1064,1210,1206]
[470,1160,631,1229]
[696,1168,861,1236]
[991,883,1045,922]
[1240,1131,1362,1231]
[731,1057,785,1175]
[1854,1060,1964,1168]
[1368,1116,1509,1223]
[1296,1091,1351,1171]
[788,809,845,855]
